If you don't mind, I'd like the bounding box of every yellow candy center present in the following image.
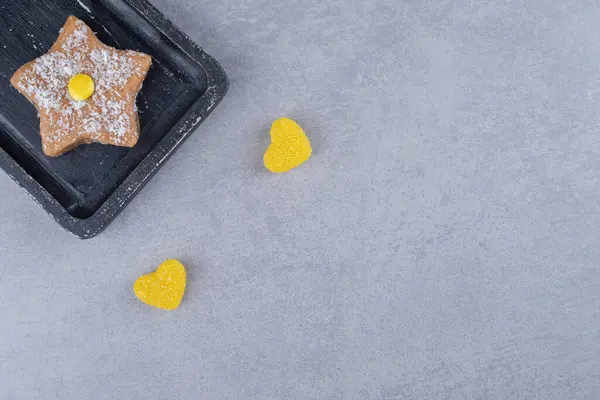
[68,74,95,101]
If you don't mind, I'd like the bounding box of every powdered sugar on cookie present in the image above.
[10,16,151,156]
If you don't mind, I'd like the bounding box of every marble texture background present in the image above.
[1,0,600,398]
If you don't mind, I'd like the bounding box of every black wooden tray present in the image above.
[0,0,228,238]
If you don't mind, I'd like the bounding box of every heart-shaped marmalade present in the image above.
[264,118,312,173]
[134,259,186,310]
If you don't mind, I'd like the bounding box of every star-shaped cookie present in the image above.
[10,16,152,156]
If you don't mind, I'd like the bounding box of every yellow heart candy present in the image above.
[264,118,312,173]
[134,259,186,310]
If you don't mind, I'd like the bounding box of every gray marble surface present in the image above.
[2,0,600,398]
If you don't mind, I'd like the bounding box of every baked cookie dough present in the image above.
[11,16,152,156]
